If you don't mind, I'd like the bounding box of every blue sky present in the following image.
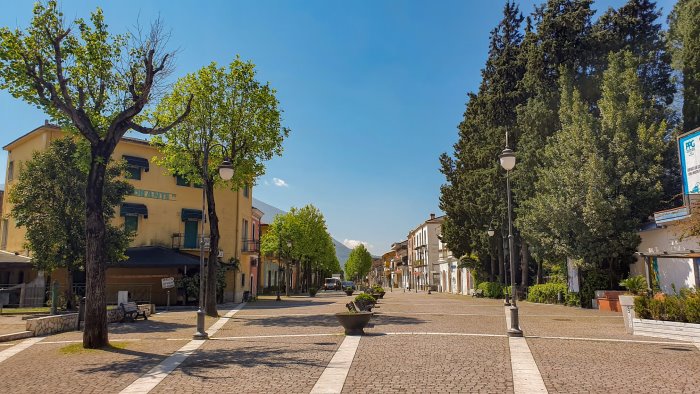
[0,0,675,255]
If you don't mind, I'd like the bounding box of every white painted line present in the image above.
[38,338,143,345]
[310,335,361,394]
[509,337,548,394]
[213,333,341,341]
[383,332,507,338]
[0,337,44,363]
[530,335,698,346]
[120,303,246,394]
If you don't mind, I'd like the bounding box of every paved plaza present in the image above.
[0,291,699,393]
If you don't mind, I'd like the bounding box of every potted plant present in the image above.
[344,286,354,296]
[373,286,386,299]
[335,293,374,335]
[619,275,648,332]
[309,287,318,297]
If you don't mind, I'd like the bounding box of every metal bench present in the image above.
[472,289,484,298]
[120,302,147,322]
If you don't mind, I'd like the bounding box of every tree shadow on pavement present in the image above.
[75,346,173,377]
[175,345,333,379]
[241,299,336,310]
[107,320,192,335]
[239,313,425,328]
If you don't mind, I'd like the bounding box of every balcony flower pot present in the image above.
[335,311,373,335]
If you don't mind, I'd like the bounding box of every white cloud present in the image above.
[343,239,373,251]
[272,177,289,187]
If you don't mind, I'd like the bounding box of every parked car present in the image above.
[324,278,341,291]
[341,281,355,290]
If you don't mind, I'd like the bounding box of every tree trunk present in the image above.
[65,270,74,310]
[536,259,543,285]
[83,154,109,349]
[521,240,530,291]
[285,261,290,297]
[205,180,220,317]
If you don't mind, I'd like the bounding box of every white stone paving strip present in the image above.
[309,335,361,394]
[505,307,548,394]
[120,303,246,394]
[0,337,44,363]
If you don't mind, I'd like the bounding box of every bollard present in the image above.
[50,281,58,315]
[166,290,170,311]
[77,297,86,331]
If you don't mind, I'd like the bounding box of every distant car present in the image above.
[324,278,341,291]
[341,281,355,290]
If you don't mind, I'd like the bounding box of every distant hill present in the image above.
[253,198,351,269]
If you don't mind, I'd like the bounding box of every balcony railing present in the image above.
[172,233,211,250]
[241,239,260,253]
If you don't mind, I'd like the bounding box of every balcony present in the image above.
[241,239,260,253]
[171,233,210,251]
[438,248,454,260]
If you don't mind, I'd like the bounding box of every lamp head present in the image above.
[499,148,516,171]
[218,158,234,180]
[487,228,495,237]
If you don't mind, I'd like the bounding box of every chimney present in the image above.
[430,213,435,220]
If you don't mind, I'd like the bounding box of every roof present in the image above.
[0,251,32,269]
[3,123,61,150]
[110,246,199,268]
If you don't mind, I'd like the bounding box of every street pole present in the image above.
[502,147,522,337]
[276,237,281,301]
[503,232,510,306]
[194,144,209,340]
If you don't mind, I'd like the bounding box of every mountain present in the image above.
[253,197,351,269]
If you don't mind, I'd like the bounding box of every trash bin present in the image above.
[243,291,250,302]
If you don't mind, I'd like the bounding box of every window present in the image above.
[126,166,141,180]
[243,184,249,198]
[7,161,13,181]
[241,273,245,287]
[124,215,138,234]
[175,174,189,186]
[1,219,7,250]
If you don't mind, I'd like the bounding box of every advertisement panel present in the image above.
[678,128,700,194]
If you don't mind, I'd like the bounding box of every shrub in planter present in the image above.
[309,287,318,297]
[619,275,648,296]
[355,293,376,304]
[527,283,568,304]
[477,282,503,298]
[633,296,652,319]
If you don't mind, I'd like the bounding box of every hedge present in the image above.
[477,282,503,298]
[634,292,700,324]
[527,283,568,304]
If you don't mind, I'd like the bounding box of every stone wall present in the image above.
[25,304,154,336]
[26,313,78,336]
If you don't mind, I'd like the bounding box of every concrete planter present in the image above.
[619,295,636,333]
[632,318,700,342]
[335,312,373,335]
[345,290,354,296]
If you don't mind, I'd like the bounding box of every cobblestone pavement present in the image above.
[0,314,28,335]
[1,292,699,393]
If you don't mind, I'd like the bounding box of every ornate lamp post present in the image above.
[499,142,523,337]
[193,154,234,340]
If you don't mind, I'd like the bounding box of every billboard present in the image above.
[678,128,700,194]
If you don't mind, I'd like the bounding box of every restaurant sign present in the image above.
[132,188,176,201]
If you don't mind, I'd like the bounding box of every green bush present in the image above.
[565,292,580,307]
[372,285,385,293]
[579,269,609,309]
[633,296,651,319]
[527,283,568,304]
[685,296,700,324]
[355,293,376,304]
[477,282,503,298]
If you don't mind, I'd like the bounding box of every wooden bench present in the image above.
[472,289,484,298]
[120,302,147,322]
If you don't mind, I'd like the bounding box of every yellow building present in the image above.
[0,124,258,306]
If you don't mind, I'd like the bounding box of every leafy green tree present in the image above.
[345,244,372,283]
[0,2,189,347]
[668,0,700,131]
[9,137,133,309]
[518,52,666,287]
[152,59,288,316]
[260,205,338,294]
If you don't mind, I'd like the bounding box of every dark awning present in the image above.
[181,208,202,221]
[121,203,148,218]
[123,155,149,172]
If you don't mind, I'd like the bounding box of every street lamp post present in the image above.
[193,147,234,340]
[499,141,523,337]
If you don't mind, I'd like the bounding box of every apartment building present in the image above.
[407,213,443,290]
[0,124,257,305]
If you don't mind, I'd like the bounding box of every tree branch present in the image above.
[125,94,193,135]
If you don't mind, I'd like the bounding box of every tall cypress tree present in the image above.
[440,1,525,281]
[669,0,700,131]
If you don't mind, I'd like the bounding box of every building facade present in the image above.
[1,124,257,306]
[407,214,443,290]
